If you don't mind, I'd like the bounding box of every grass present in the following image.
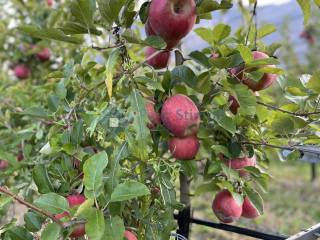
[190,160,320,239]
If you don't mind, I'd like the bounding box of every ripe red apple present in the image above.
[145,20,179,49]
[145,47,170,69]
[14,64,30,79]
[228,96,240,115]
[212,190,242,223]
[230,51,277,91]
[55,195,86,238]
[148,0,196,48]
[145,100,161,129]
[124,230,138,240]
[169,135,200,160]
[161,94,200,137]
[0,160,9,170]
[222,155,256,177]
[47,0,53,7]
[300,31,316,45]
[242,197,260,219]
[36,47,51,61]
[67,194,86,207]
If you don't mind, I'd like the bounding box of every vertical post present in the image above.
[311,163,317,182]
[175,49,191,239]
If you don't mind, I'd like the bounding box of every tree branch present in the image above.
[257,101,320,116]
[91,44,125,51]
[0,186,64,227]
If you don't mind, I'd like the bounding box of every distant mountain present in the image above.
[183,0,307,56]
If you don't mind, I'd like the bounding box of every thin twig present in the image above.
[0,186,64,227]
[91,44,125,51]
[257,101,320,117]
[245,1,258,46]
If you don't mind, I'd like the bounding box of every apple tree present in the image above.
[0,0,319,239]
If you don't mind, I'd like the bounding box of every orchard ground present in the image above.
[191,160,320,239]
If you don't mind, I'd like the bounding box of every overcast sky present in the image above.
[242,0,292,6]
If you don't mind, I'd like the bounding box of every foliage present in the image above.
[0,0,319,239]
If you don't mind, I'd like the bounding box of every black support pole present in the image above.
[311,163,317,182]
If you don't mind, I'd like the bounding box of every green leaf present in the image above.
[110,180,150,202]
[297,0,311,25]
[34,193,69,214]
[5,227,33,240]
[232,84,257,116]
[24,212,44,232]
[171,65,197,89]
[85,209,105,240]
[19,25,83,44]
[105,49,120,98]
[128,90,150,160]
[32,165,54,194]
[189,51,211,68]
[83,151,109,199]
[144,36,166,49]
[246,58,280,68]
[104,216,125,240]
[106,143,129,195]
[211,109,236,134]
[70,0,96,27]
[237,45,253,63]
[314,0,320,6]
[135,76,165,92]
[194,27,215,45]
[244,187,264,215]
[197,0,233,14]
[41,223,61,240]
[306,72,320,93]
[71,120,84,146]
[212,24,231,43]
[20,107,50,119]
[97,0,126,25]
[60,22,102,35]
[257,24,276,39]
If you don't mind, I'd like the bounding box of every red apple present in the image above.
[145,47,170,69]
[67,194,86,207]
[212,190,242,223]
[36,47,51,61]
[242,196,261,219]
[148,0,196,48]
[228,96,240,115]
[55,195,86,238]
[0,160,9,170]
[161,94,200,137]
[124,230,138,240]
[230,51,277,91]
[145,20,179,49]
[222,155,256,177]
[145,100,161,129]
[169,135,200,160]
[14,64,30,79]
[47,0,53,7]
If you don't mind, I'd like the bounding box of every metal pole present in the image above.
[311,163,317,182]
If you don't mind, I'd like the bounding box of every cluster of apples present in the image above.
[212,155,260,223]
[146,94,201,160]
[55,194,137,239]
[145,0,197,69]
[14,46,51,80]
[213,51,278,114]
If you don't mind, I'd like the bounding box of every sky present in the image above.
[242,0,292,6]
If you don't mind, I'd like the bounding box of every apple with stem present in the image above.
[148,0,196,48]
